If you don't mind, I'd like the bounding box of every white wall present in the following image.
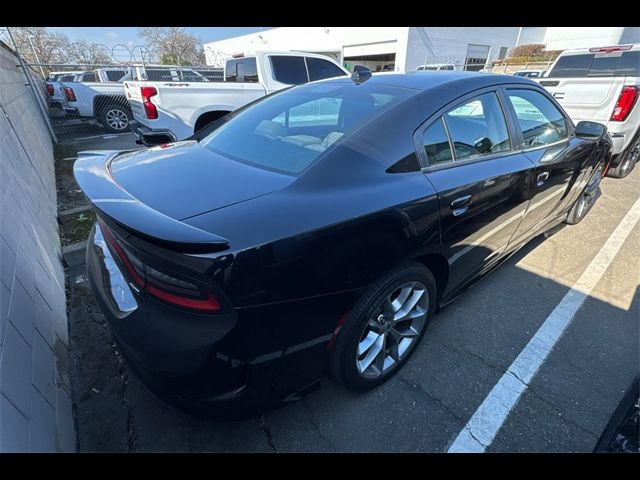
[404,27,520,71]
[204,27,409,68]
[542,27,632,50]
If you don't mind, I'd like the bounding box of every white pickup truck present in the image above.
[539,44,640,178]
[124,51,349,145]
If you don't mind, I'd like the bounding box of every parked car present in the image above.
[513,70,545,78]
[416,63,456,71]
[45,71,82,108]
[74,71,612,418]
[539,44,640,178]
[123,51,349,145]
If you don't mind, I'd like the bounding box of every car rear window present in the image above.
[106,70,126,82]
[201,82,414,175]
[549,51,640,77]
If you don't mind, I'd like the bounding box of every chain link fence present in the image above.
[1,27,225,145]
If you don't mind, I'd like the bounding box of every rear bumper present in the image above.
[130,120,177,146]
[85,223,337,418]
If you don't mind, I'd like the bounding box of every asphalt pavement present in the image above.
[60,135,639,452]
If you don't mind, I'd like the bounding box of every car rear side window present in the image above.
[271,56,309,85]
[549,54,593,77]
[422,118,453,164]
[443,92,511,161]
[507,89,568,148]
[306,58,346,82]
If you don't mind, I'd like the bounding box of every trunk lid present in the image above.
[99,141,294,220]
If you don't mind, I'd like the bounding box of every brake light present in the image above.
[611,86,639,122]
[589,45,632,53]
[63,86,76,102]
[46,83,54,96]
[97,218,221,312]
[231,52,244,58]
[140,86,158,119]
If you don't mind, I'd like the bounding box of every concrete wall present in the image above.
[517,27,640,51]
[0,42,74,452]
[543,27,638,50]
[404,27,520,71]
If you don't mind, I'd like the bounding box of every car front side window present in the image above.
[507,89,568,148]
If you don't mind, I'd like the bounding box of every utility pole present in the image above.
[28,35,46,77]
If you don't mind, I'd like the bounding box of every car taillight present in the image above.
[611,86,639,122]
[63,86,76,102]
[97,218,221,313]
[46,83,54,96]
[140,86,158,119]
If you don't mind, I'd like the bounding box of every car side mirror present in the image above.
[575,121,606,140]
[351,66,372,83]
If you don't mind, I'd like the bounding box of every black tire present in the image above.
[565,162,604,225]
[329,261,437,391]
[607,131,640,179]
[99,103,132,133]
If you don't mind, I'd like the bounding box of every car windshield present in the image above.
[201,82,414,175]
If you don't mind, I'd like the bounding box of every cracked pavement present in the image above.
[61,135,638,452]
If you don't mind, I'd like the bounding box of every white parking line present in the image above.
[447,195,640,453]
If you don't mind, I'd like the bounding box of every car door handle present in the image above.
[536,171,550,186]
[451,195,472,216]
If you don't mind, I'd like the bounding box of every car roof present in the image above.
[320,70,539,92]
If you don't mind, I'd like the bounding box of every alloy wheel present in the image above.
[356,281,428,379]
[620,138,640,176]
[105,109,129,131]
[576,164,603,219]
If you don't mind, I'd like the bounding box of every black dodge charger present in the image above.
[75,71,612,418]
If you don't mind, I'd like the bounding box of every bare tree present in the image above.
[64,40,112,65]
[7,27,70,65]
[139,27,205,65]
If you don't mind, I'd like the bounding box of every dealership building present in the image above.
[204,27,640,73]
[203,27,522,72]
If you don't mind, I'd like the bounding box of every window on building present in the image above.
[507,89,568,148]
[464,44,490,71]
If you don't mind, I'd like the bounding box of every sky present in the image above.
[46,27,272,50]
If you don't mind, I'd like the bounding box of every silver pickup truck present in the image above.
[539,44,640,178]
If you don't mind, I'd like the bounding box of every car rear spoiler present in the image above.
[73,150,229,252]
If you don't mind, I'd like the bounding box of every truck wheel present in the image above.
[99,104,132,133]
[329,262,436,390]
[607,132,639,179]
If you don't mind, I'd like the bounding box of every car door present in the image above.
[502,87,591,242]
[415,89,535,296]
